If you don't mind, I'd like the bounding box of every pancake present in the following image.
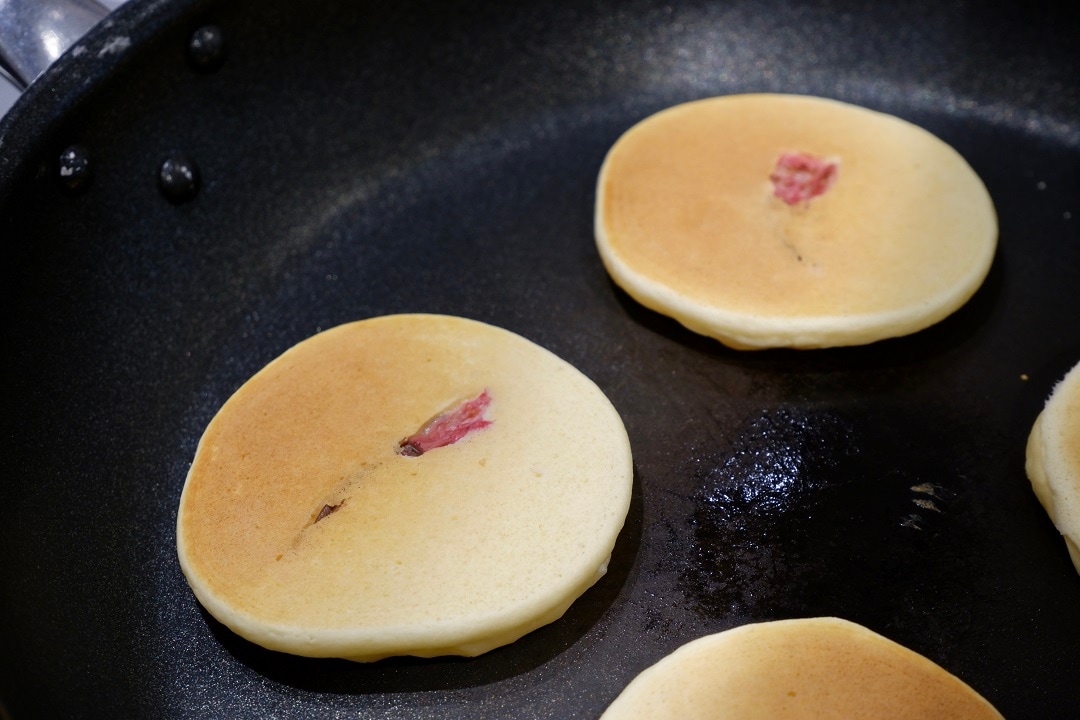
[1026,359,1080,573]
[595,93,998,349]
[600,617,1003,719]
[176,314,633,661]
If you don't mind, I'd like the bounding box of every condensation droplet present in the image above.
[158,154,201,203]
[58,145,93,193]
[188,25,227,71]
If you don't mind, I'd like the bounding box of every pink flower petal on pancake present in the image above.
[398,389,493,456]
[770,151,838,205]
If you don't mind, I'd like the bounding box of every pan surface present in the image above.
[1,0,1079,717]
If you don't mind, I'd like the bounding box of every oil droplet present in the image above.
[158,154,200,203]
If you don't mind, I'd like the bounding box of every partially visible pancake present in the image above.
[1026,359,1080,573]
[176,314,633,661]
[601,617,1003,719]
[595,93,998,349]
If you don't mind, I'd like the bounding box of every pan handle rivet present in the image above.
[58,145,93,193]
[159,154,201,203]
[188,25,227,72]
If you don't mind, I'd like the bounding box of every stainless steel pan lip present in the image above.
[0,0,114,91]
[0,0,174,180]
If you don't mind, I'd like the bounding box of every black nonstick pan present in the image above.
[2,0,1079,717]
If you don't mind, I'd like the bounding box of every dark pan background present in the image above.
[2,0,1079,717]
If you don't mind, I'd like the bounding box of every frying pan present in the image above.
[1,0,1078,717]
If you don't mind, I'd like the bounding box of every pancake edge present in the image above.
[1026,360,1080,573]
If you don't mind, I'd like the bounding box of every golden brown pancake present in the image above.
[601,617,1003,719]
[1026,360,1080,573]
[595,94,998,349]
[176,314,633,661]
